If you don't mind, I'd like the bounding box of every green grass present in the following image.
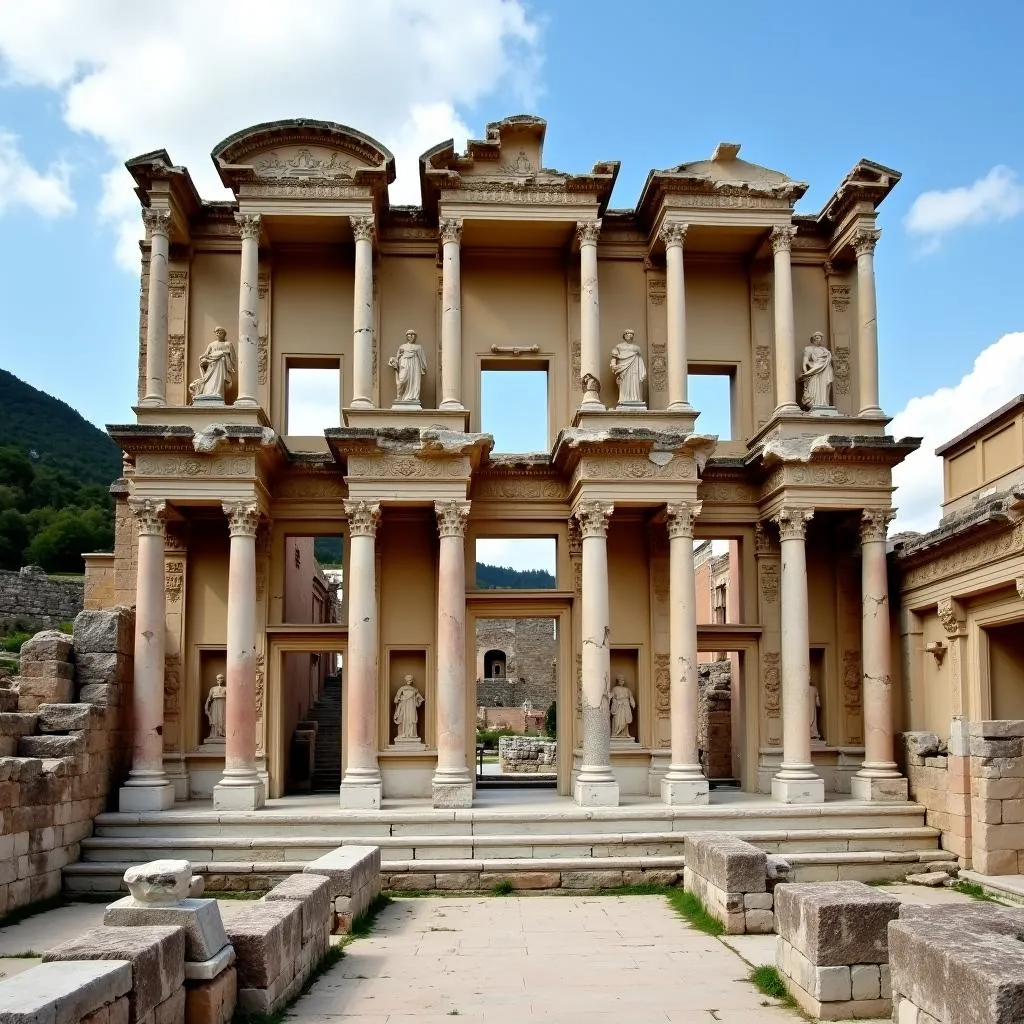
[665,888,726,936]
[953,880,1002,903]
[490,880,515,896]
[749,964,788,999]
[1,951,42,959]
[348,894,392,939]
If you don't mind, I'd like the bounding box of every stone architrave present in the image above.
[350,217,376,408]
[854,227,884,417]
[140,208,171,407]
[234,213,261,407]
[576,220,603,410]
[439,218,464,410]
[770,225,800,416]
[659,222,691,411]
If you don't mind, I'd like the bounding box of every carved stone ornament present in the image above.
[759,562,779,604]
[936,597,963,637]
[902,521,1024,589]
[830,284,851,314]
[1017,577,1024,602]
[128,498,166,537]
[833,346,851,395]
[439,218,463,245]
[853,228,882,257]
[350,216,376,243]
[665,501,701,539]
[648,277,666,307]
[752,285,771,312]
[235,212,261,241]
[435,500,471,539]
[167,335,185,384]
[574,500,614,539]
[843,649,863,743]
[861,508,896,543]
[754,345,772,393]
[165,560,184,604]
[253,148,354,179]
[223,501,260,538]
[142,208,171,237]
[659,222,688,249]
[570,339,582,392]
[566,516,582,558]
[753,522,777,556]
[344,500,381,538]
[763,651,781,719]
[169,270,188,300]
[654,653,670,716]
[773,506,814,542]
[649,344,668,390]
[769,225,796,254]
[575,219,601,246]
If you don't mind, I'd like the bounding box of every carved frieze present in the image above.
[136,455,255,478]
[574,653,583,714]
[699,482,760,504]
[242,182,368,199]
[275,472,346,500]
[759,562,779,604]
[762,464,891,493]
[444,183,595,206]
[936,597,963,637]
[348,455,468,479]
[257,335,269,386]
[752,346,772,394]
[655,653,670,717]
[168,270,188,300]
[165,560,184,604]
[833,346,851,395]
[570,339,582,393]
[474,476,567,501]
[843,649,863,744]
[167,335,185,384]
[830,284,851,314]
[579,455,697,481]
[762,651,782,746]
[253,148,356,179]
[902,522,1024,589]
[647,276,667,307]
[164,655,181,716]
[663,192,790,211]
[649,344,668,391]
[753,522,777,556]
[752,285,771,312]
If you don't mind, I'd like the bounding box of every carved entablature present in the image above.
[273,467,348,502]
[346,453,472,481]
[134,453,258,479]
[760,461,893,499]
[900,520,1024,590]
[472,469,569,504]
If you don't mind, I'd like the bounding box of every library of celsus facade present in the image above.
[95,114,917,812]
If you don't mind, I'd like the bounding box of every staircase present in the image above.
[308,677,341,793]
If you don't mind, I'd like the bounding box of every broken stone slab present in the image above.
[970,720,1024,740]
[72,608,133,656]
[122,859,193,906]
[905,871,950,888]
[183,942,235,981]
[19,630,74,665]
[903,732,941,759]
[302,845,381,899]
[766,854,792,887]
[684,833,767,893]
[0,959,132,1023]
[105,895,229,961]
[35,702,106,733]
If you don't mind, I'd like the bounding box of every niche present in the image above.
[609,648,639,744]
[198,647,227,747]
[388,649,427,748]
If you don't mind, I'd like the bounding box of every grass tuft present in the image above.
[349,894,392,939]
[665,888,726,936]
[491,880,515,896]
[750,964,790,1001]
[953,880,1001,903]
[205,890,268,901]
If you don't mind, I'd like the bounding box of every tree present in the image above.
[0,509,29,570]
[24,506,113,573]
[543,700,556,739]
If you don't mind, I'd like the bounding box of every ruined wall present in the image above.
[475,617,557,709]
[698,661,733,780]
[0,566,84,633]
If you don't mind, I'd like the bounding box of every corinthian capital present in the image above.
[575,219,601,247]
[773,506,813,542]
[659,222,688,249]
[222,500,260,538]
[435,500,470,538]
[344,500,381,538]
[235,212,262,241]
[574,500,614,539]
[350,216,376,243]
[128,498,166,537]
[142,208,172,238]
[860,508,896,543]
[439,218,463,245]
[853,227,882,257]
[769,225,797,254]
[665,500,701,539]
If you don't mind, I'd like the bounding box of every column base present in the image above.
[578,399,606,413]
[118,781,175,812]
[858,405,887,418]
[233,397,259,409]
[771,773,825,804]
[851,774,908,802]
[773,402,802,418]
[666,401,695,414]
[138,395,165,408]
[348,398,374,410]
[432,781,473,809]
[438,400,465,412]
[574,779,619,807]
[212,778,266,811]
[661,776,709,806]
[339,778,382,810]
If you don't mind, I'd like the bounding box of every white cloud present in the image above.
[905,165,1024,246]
[0,0,541,269]
[890,332,1024,534]
[285,367,341,436]
[0,130,74,218]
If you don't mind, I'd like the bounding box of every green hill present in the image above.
[476,562,556,589]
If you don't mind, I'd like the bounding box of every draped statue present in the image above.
[610,329,647,407]
[204,674,227,741]
[393,674,424,741]
[799,331,834,410]
[389,329,427,406]
[609,677,636,739]
[189,327,236,403]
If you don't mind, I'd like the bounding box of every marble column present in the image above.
[340,501,382,808]
[349,217,376,409]
[439,218,464,411]
[576,220,604,410]
[854,228,884,417]
[139,209,171,407]
[432,500,472,807]
[662,501,708,805]
[660,222,691,412]
[770,225,800,417]
[213,501,265,810]
[771,507,824,803]
[119,499,174,811]
[234,213,261,408]
[852,509,907,801]
[573,500,619,806]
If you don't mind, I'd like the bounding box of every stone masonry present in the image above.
[0,565,84,633]
[697,661,732,780]
[498,735,556,773]
[475,617,557,709]
[682,833,777,934]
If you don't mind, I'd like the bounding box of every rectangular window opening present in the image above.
[286,360,341,435]
[475,537,556,590]
[688,369,735,441]
[283,534,344,624]
[481,367,548,453]
[694,538,741,624]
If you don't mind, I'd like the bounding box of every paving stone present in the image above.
[905,871,949,887]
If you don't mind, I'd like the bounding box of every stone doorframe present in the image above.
[265,627,348,799]
[466,595,574,795]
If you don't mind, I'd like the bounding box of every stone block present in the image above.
[0,959,131,1024]
[774,881,900,966]
[79,684,120,707]
[185,965,235,1024]
[971,736,1024,758]
[73,608,133,656]
[264,873,331,942]
[478,871,560,890]
[974,776,1024,800]
[43,925,185,1023]
[73,653,121,684]
[743,892,773,910]
[684,833,767,893]
[851,963,881,1000]
[18,734,85,760]
[105,897,228,962]
[903,732,940,759]
[433,872,483,890]
[19,659,75,680]
[971,720,1024,740]
[744,909,774,933]
[975,821,1024,852]
[813,964,851,1002]
[36,703,105,734]
[152,985,185,1024]
[973,847,1018,875]
[223,901,301,989]
[560,870,624,889]
[20,630,74,665]
[18,678,74,708]
[123,860,193,905]
[880,962,891,999]
[302,845,380,901]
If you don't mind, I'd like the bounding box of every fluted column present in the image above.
[660,222,691,412]
[439,218,464,411]
[854,228,884,417]
[119,499,174,811]
[350,217,376,409]
[139,209,171,407]
[662,501,708,805]
[235,213,261,407]
[433,500,472,807]
[771,507,824,803]
[573,500,619,806]
[340,501,382,808]
[577,220,604,410]
[852,509,907,801]
[213,501,265,810]
[770,225,800,417]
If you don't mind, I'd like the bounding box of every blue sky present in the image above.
[0,0,1022,546]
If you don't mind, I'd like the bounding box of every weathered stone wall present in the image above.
[499,736,556,773]
[475,617,557,708]
[0,565,84,632]
[902,728,972,866]
[698,661,732,779]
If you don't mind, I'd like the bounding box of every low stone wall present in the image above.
[380,864,683,892]
[775,880,898,1020]
[682,833,777,934]
[0,960,132,1024]
[303,845,381,933]
[498,735,556,773]
[0,565,84,632]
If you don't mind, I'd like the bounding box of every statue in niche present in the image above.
[393,674,424,741]
[204,674,227,741]
[189,327,236,403]
[610,329,647,407]
[810,683,823,742]
[388,329,427,406]
[609,677,636,739]
[799,331,834,410]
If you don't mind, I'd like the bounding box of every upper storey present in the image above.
[126,114,901,455]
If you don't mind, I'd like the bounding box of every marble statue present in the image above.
[609,329,647,407]
[393,674,424,741]
[388,329,427,406]
[204,674,227,741]
[609,677,636,739]
[189,327,236,403]
[810,683,823,742]
[799,331,834,410]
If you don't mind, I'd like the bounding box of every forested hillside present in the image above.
[476,562,556,589]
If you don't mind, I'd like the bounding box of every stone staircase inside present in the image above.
[308,677,341,793]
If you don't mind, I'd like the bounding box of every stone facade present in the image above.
[0,565,84,632]
[499,735,556,773]
[475,617,557,710]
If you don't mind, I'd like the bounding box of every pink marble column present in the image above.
[660,222,691,412]
[340,501,382,808]
[349,217,376,409]
[853,509,908,801]
[213,501,265,810]
[439,219,464,411]
[771,507,824,804]
[234,213,261,408]
[139,209,171,407]
[854,228,884,417]
[662,501,708,805]
[574,500,619,806]
[432,500,472,807]
[576,220,604,410]
[119,498,174,811]
[770,225,800,417]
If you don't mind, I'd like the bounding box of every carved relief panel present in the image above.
[166,264,189,406]
[827,265,854,414]
[257,267,271,408]
[754,522,783,747]
[163,537,188,754]
[749,267,774,430]
[648,520,671,750]
[645,261,668,406]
